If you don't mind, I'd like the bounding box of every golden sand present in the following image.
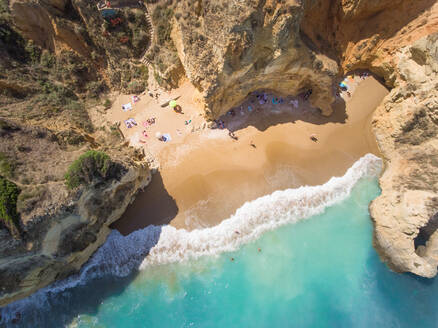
[109,76,389,235]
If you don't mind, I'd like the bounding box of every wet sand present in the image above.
[110,75,389,234]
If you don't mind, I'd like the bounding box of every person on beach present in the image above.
[229,131,238,140]
[250,141,256,148]
[173,105,183,114]
[303,89,312,101]
[310,134,318,142]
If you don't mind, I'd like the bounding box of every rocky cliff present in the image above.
[370,34,438,278]
[171,0,338,118]
[0,119,151,306]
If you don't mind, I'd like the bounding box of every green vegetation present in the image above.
[0,152,14,178]
[103,99,112,109]
[64,150,112,189]
[0,176,21,238]
[127,81,145,94]
[153,5,174,46]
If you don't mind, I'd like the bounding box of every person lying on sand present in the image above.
[173,105,183,114]
[310,134,318,142]
[128,118,137,126]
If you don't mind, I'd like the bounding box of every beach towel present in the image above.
[162,133,172,142]
[124,120,132,128]
[122,103,132,111]
[132,96,140,103]
[128,118,137,126]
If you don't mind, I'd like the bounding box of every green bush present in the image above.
[0,176,21,238]
[64,150,112,189]
[0,152,14,178]
[127,81,145,94]
[86,81,105,97]
[103,99,112,109]
[153,6,174,45]
[40,50,55,68]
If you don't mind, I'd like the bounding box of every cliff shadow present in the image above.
[218,90,347,133]
[111,171,179,235]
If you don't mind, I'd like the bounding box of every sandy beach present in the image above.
[109,75,389,234]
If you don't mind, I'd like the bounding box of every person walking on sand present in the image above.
[229,131,238,140]
[310,134,318,142]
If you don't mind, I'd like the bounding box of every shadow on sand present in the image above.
[218,92,347,133]
[111,171,179,235]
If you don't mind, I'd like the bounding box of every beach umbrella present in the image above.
[169,100,177,108]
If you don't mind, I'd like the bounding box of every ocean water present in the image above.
[2,154,438,327]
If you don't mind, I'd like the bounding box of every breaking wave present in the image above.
[0,154,382,327]
[140,153,382,267]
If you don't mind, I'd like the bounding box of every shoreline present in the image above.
[110,75,389,235]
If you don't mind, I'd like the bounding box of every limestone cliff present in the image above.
[171,0,338,118]
[370,34,438,278]
[0,125,151,305]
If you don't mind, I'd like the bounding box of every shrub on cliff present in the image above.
[0,176,21,238]
[153,5,174,45]
[65,150,118,189]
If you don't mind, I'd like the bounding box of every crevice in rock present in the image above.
[414,212,438,251]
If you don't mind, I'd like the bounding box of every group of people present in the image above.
[140,117,157,140]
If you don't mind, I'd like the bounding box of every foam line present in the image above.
[0,154,382,325]
[140,153,382,268]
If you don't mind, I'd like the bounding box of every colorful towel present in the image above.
[162,133,172,142]
[124,120,133,128]
[122,103,132,111]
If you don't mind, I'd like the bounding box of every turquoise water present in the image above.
[70,178,436,328]
[3,174,438,327]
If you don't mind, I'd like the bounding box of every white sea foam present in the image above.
[139,153,382,268]
[0,154,381,325]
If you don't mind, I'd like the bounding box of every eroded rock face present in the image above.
[370,34,438,278]
[172,0,338,118]
[10,0,90,57]
[0,163,151,306]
